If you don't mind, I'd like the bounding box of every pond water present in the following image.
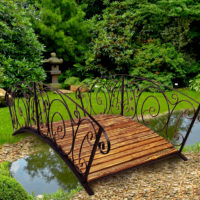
[10,112,200,195]
[148,111,200,145]
[10,144,79,195]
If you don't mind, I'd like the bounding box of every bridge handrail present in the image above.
[76,74,200,152]
[5,81,110,181]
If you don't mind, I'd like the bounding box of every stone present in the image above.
[0,88,6,106]
[44,52,62,85]
[57,89,73,94]
[70,85,88,92]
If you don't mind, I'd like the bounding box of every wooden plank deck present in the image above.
[40,114,178,182]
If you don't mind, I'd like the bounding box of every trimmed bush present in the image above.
[0,175,32,200]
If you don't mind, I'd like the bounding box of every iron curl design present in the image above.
[75,74,200,148]
[6,82,111,179]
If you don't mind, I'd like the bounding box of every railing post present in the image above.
[84,127,103,182]
[121,75,125,116]
[33,82,40,134]
[179,104,200,153]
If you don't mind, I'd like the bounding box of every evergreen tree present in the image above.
[33,0,90,65]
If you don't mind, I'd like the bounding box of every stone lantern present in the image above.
[44,52,63,88]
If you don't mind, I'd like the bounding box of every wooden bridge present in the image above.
[6,75,200,195]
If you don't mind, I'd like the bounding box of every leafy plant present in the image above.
[129,40,187,87]
[0,162,33,200]
[41,185,82,200]
[85,0,200,85]
[64,77,80,88]
[0,0,46,89]
[189,74,200,92]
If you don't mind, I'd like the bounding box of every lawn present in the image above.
[0,88,200,146]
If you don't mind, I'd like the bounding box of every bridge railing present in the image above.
[5,82,110,183]
[76,74,200,152]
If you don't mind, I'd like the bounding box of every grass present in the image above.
[0,88,200,146]
[182,142,200,153]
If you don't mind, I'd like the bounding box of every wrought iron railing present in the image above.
[5,75,200,194]
[5,82,110,185]
[76,74,200,152]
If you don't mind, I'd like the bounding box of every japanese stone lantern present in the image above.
[44,52,63,88]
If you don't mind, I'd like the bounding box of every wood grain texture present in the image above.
[39,114,178,182]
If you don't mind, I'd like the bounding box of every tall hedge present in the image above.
[0,0,46,89]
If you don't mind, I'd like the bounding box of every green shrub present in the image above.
[0,0,46,89]
[189,74,200,92]
[64,77,80,88]
[0,162,10,177]
[0,175,32,200]
[129,41,187,87]
[0,162,33,200]
[85,0,200,85]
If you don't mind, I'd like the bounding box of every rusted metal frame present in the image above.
[179,104,200,153]
[121,75,125,116]
[33,82,41,134]
[84,127,103,182]
[12,128,94,195]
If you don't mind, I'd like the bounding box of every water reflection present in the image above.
[148,111,200,145]
[10,145,78,195]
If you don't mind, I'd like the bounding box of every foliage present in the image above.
[129,41,187,87]
[77,0,106,18]
[0,68,6,88]
[41,186,82,200]
[86,0,200,85]
[189,74,200,92]
[0,0,46,89]
[64,76,80,88]
[0,162,33,200]
[182,142,200,153]
[0,162,10,177]
[32,0,90,65]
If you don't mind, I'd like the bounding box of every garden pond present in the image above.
[10,111,200,195]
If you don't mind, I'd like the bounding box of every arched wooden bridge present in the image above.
[6,75,200,195]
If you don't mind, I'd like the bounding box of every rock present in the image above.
[70,85,88,92]
[0,88,6,106]
[56,89,73,94]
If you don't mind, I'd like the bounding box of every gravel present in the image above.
[72,153,200,200]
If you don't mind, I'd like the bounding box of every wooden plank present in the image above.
[51,116,139,143]
[66,132,159,163]
[40,114,130,133]
[87,143,174,173]
[73,134,164,162]
[60,125,152,153]
[89,139,169,166]
[38,114,179,186]
[88,147,178,182]
[56,120,144,146]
